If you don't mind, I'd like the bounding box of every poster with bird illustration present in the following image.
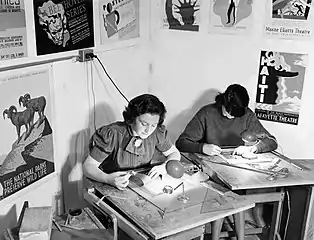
[161,0,201,32]
[0,67,55,202]
[264,0,313,39]
[208,0,255,35]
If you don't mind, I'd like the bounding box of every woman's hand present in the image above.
[203,144,222,156]
[106,171,132,191]
[148,163,167,180]
[233,145,257,156]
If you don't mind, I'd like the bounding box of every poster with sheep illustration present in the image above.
[255,50,307,125]
[0,67,55,201]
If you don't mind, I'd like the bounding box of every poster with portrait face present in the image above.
[208,0,254,35]
[0,67,55,201]
[264,0,313,39]
[0,0,27,60]
[161,0,201,32]
[255,51,308,125]
[99,0,139,44]
[33,0,94,56]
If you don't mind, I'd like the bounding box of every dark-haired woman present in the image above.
[83,94,181,190]
[176,84,277,156]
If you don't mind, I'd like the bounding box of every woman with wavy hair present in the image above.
[83,94,181,190]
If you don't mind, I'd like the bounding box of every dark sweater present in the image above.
[176,104,277,154]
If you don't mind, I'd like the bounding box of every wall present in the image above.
[148,0,314,159]
[0,0,151,234]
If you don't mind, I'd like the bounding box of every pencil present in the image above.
[173,182,183,191]
[52,219,62,232]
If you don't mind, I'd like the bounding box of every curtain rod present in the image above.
[0,55,78,72]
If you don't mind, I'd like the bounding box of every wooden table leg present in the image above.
[234,211,245,240]
[211,218,224,240]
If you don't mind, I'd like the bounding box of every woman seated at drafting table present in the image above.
[176,84,278,157]
[83,94,181,190]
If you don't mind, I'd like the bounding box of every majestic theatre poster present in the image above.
[0,67,55,201]
[161,0,201,32]
[33,0,94,55]
[0,0,27,60]
[99,0,139,44]
[209,0,255,35]
[255,51,307,125]
[264,0,313,40]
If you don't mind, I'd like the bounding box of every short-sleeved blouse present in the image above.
[89,121,173,173]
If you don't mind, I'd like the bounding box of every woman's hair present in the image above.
[214,84,249,117]
[123,94,167,126]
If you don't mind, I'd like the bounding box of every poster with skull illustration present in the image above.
[255,50,308,125]
[33,0,94,55]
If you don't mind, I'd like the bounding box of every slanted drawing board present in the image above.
[128,172,243,214]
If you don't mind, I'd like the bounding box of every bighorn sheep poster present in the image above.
[0,68,54,201]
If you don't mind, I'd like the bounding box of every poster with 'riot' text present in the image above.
[264,0,313,40]
[0,0,27,60]
[255,51,307,125]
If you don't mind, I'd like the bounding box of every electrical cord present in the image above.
[87,53,130,103]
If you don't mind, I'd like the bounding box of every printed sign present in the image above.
[255,51,307,125]
[264,0,313,39]
[33,0,95,55]
[0,0,27,60]
[0,69,55,201]
[161,0,201,31]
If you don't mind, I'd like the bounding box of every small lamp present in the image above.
[165,160,189,203]
[240,130,259,146]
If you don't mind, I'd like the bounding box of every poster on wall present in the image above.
[33,0,94,56]
[161,0,201,32]
[264,0,313,39]
[208,0,254,35]
[99,0,139,44]
[0,68,55,201]
[0,0,27,61]
[255,50,307,125]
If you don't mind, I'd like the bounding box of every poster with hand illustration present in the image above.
[255,51,307,125]
[264,0,313,39]
[209,0,254,35]
[99,0,139,44]
[0,68,55,201]
[161,0,201,32]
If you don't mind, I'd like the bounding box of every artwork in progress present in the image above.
[0,69,55,201]
[128,171,244,214]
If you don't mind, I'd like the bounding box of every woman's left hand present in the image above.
[233,145,257,156]
[148,163,167,180]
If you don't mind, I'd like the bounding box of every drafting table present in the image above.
[182,151,314,240]
[83,172,254,240]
